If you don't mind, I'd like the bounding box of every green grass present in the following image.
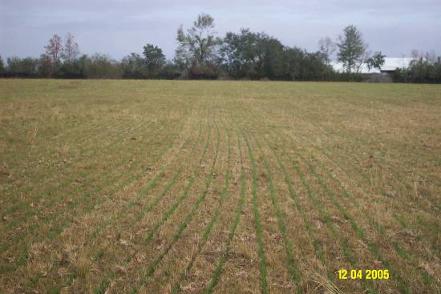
[244,134,269,294]
[254,135,302,291]
[1,79,440,293]
[204,134,245,294]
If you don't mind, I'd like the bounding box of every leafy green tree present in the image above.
[121,53,147,78]
[159,62,181,79]
[366,51,386,71]
[220,29,257,78]
[0,56,4,74]
[284,47,333,81]
[143,44,165,75]
[38,54,53,77]
[59,56,88,78]
[395,56,441,83]
[261,37,286,79]
[220,29,285,79]
[84,54,122,79]
[283,47,305,80]
[175,13,221,77]
[337,25,367,73]
[6,57,39,77]
[302,52,334,80]
[220,29,332,81]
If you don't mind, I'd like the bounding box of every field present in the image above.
[0,80,440,293]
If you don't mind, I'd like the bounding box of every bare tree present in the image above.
[411,49,422,59]
[318,37,336,64]
[424,50,437,63]
[45,34,63,63]
[62,33,80,62]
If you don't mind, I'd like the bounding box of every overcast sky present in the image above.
[1,0,440,60]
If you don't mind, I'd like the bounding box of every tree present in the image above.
[62,33,80,62]
[85,54,122,79]
[175,13,221,77]
[0,56,4,74]
[393,53,441,83]
[143,44,165,76]
[220,29,285,79]
[121,53,147,78]
[283,47,305,80]
[337,25,367,73]
[284,47,333,81]
[44,34,63,76]
[220,29,259,78]
[366,51,386,71]
[318,37,336,64]
[159,62,181,79]
[45,34,63,63]
[59,57,88,79]
[6,57,39,77]
[38,54,53,77]
[219,28,332,81]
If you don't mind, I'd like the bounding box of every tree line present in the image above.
[1,13,440,83]
[393,51,441,83]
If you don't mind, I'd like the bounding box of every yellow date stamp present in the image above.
[338,269,390,280]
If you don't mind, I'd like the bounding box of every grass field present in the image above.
[0,80,440,293]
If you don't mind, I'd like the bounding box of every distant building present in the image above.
[331,57,415,74]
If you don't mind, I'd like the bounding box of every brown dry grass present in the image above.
[1,80,440,293]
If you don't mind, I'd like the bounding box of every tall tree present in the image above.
[45,34,63,63]
[143,44,165,74]
[62,33,80,62]
[175,13,220,69]
[44,34,63,76]
[337,25,367,73]
[318,37,336,64]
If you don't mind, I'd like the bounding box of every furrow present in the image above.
[266,129,395,293]
[88,108,212,293]
[0,120,178,254]
[135,112,221,289]
[170,118,233,293]
[252,135,302,291]
[203,133,246,293]
[308,154,439,290]
[243,132,269,294]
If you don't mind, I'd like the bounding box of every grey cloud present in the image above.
[1,0,440,59]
